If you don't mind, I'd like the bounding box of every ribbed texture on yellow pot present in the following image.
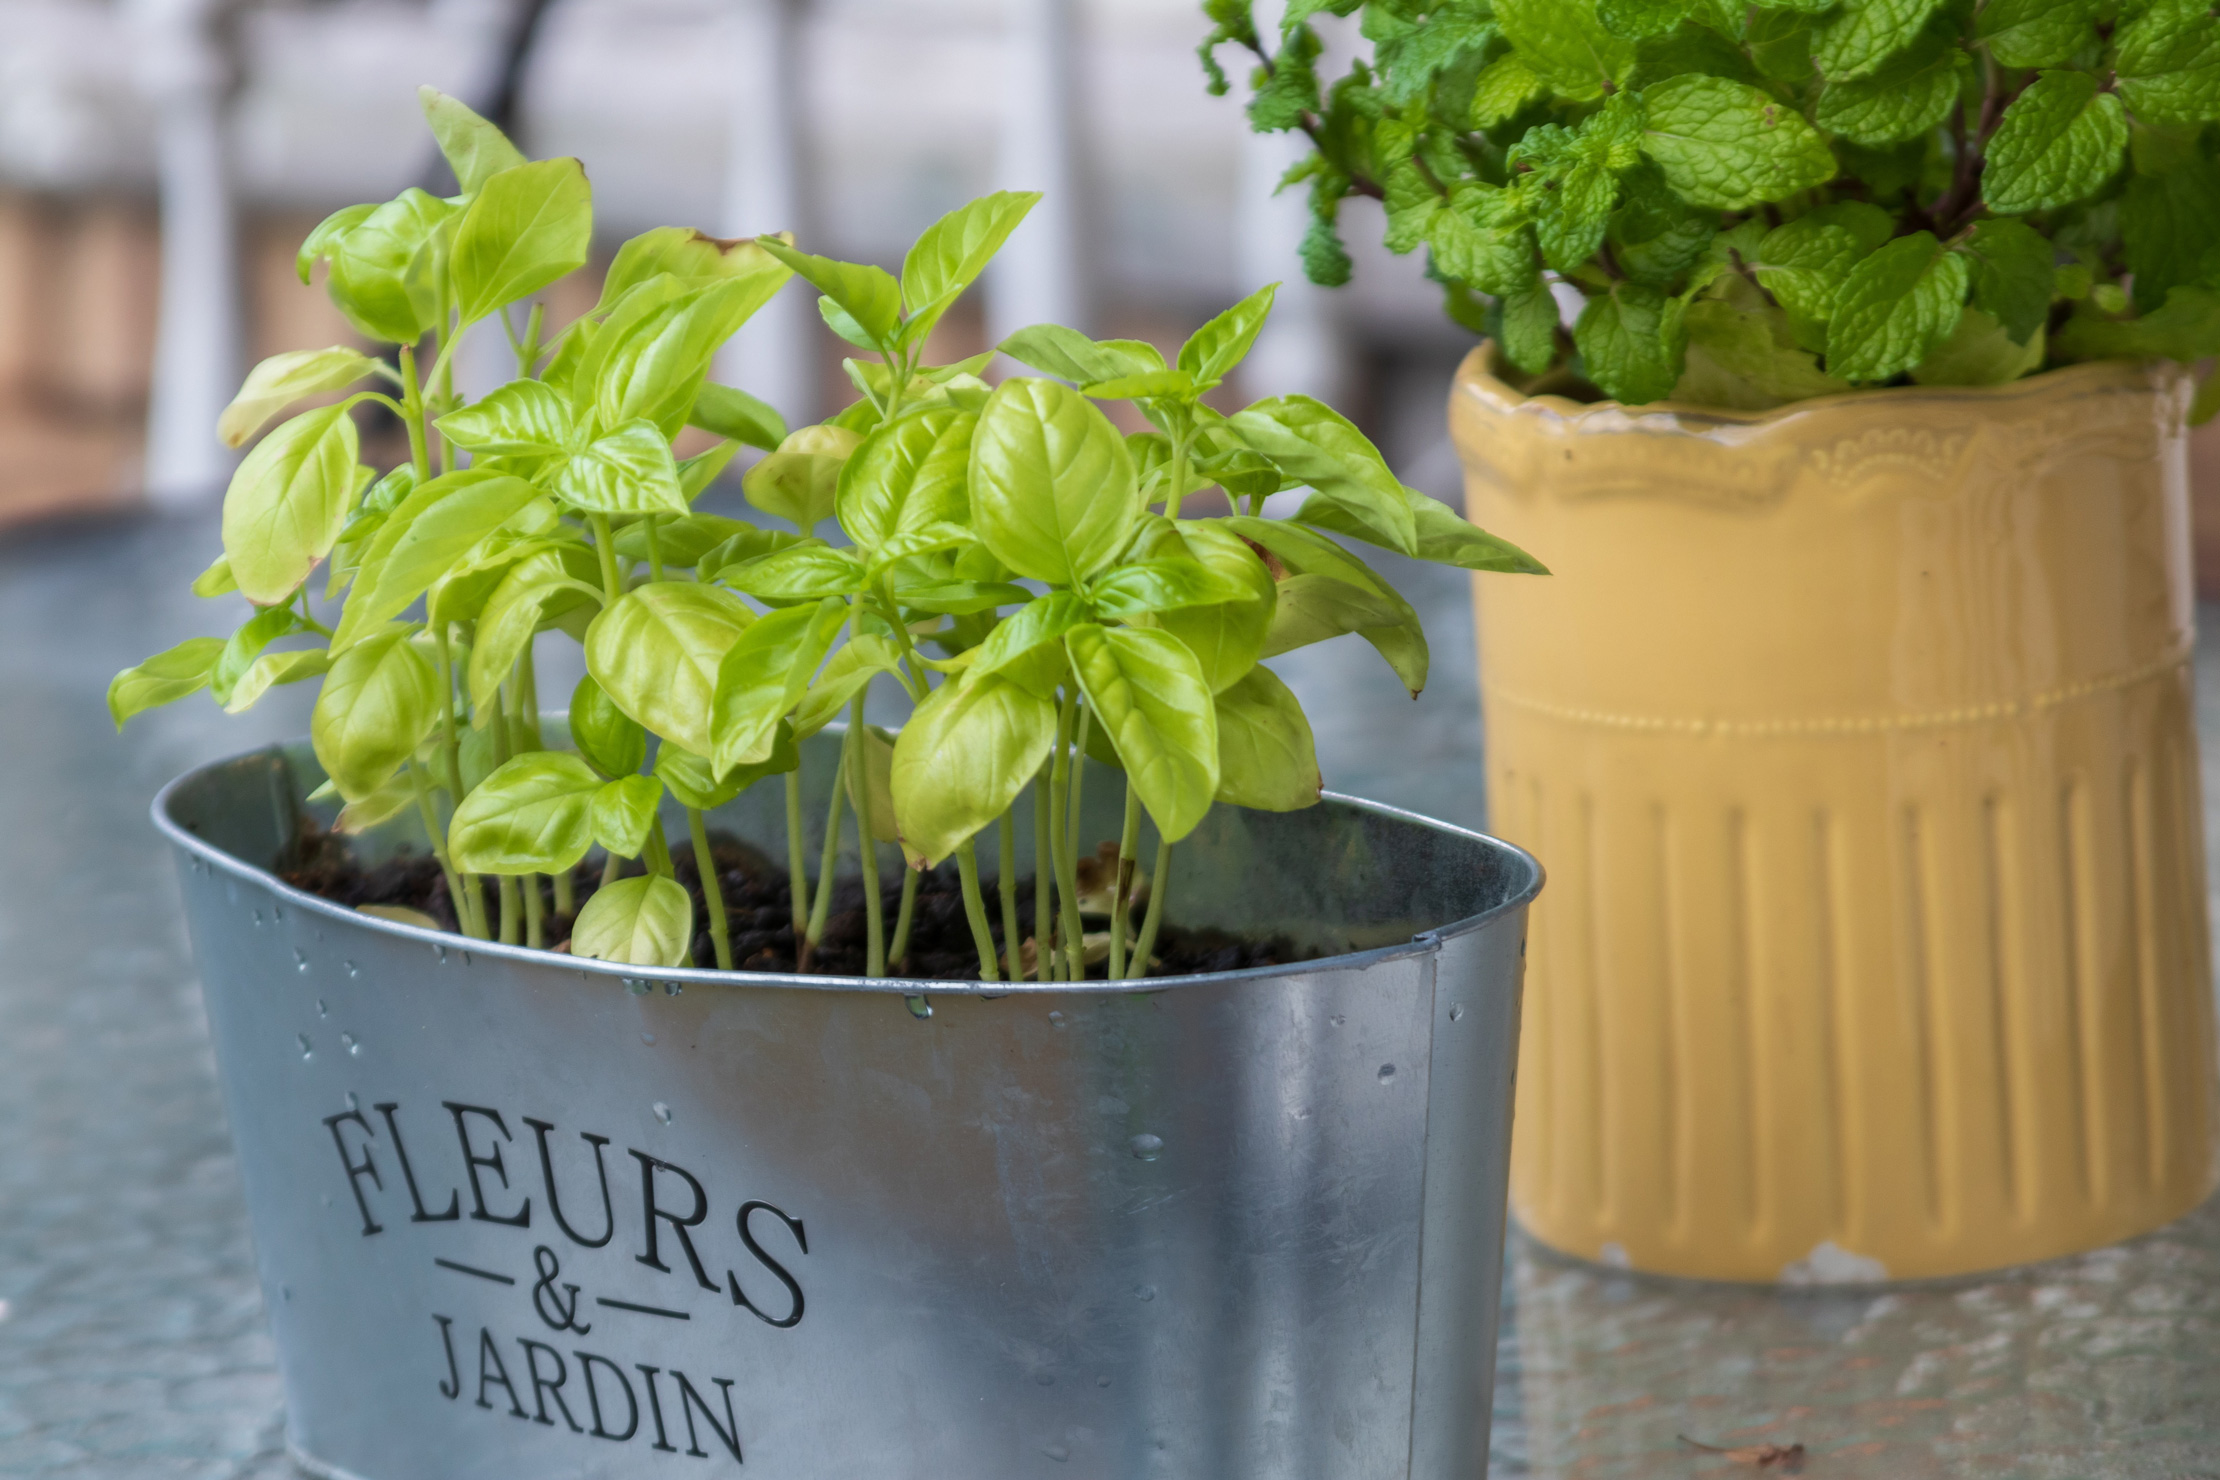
[1451,346,2219,1283]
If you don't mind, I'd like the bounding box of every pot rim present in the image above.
[1454,340,2183,436]
[153,739,1544,998]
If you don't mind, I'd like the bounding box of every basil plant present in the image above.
[113,89,1543,982]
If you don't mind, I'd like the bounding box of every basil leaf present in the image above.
[450,158,594,325]
[969,377,1140,584]
[744,426,861,533]
[311,627,442,802]
[755,238,902,348]
[1228,395,1417,554]
[572,875,693,968]
[220,404,360,606]
[570,675,647,779]
[899,190,1040,340]
[584,582,757,759]
[590,774,665,858]
[545,420,689,518]
[449,752,603,874]
[333,470,540,650]
[1212,665,1322,813]
[688,381,787,451]
[1176,282,1280,385]
[435,380,573,457]
[995,324,1166,384]
[889,670,1058,865]
[324,189,455,344]
[108,637,226,729]
[710,597,847,774]
[417,86,527,196]
[837,407,975,551]
[220,348,380,448]
[1065,623,1218,843]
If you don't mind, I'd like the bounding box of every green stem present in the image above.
[889,868,919,971]
[601,851,622,889]
[1033,768,1054,982]
[644,517,665,584]
[523,871,545,949]
[1048,691,1076,981]
[848,694,885,977]
[1165,427,1192,520]
[1061,701,1091,982]
[588,514,624,606]
[785,768,810,942]
[1128,838,1173,979]
[1109,779,1141,982]
[998,810,1020,979]
[408,761,467,929]
[801,728,849,970]
[552,867,575,919]
[398,346,431,483]
[515,302,545,378]
[645,817,676,879]
[688,808,733,970]
[492,678,519,945]
[429,628,485,939]
[955,839,1000,983]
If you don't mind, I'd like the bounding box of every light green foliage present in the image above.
[572,876,693,968]
[969,378,1140,584]
[419,86,527,196]
[586,583,755,759]
[311,628,441,801]
[1066,624,1219,843]
[1211,665,1321,812]
[449,752,603,874]
[889,671,1058,866]
[219,348,382,448]
[451,159,594,325]
[1195,0,2220,404]
[109,638,225,729]
[220,403,360,605]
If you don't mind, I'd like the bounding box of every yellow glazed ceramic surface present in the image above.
[1451,347,2219,1283]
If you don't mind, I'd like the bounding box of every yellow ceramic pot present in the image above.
[1450,346,2219,1283]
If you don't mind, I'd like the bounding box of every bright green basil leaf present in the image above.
[970,377,1141,584]
[470,546,604,712]
[1814,31,1963,144]
[297,202,375,285]
[572,875,692,968]
[1976,0,2100,69]
[1825,231,1971,382]
[1908,307,2048,385]
[334,775,420,836]
[1574,281,1683,404]
[892,579,1031,615]
[450,157,593,325]
[435,379,573,457]
[971,591,1087,681]
[1298,487,1550,572]
[1224,515,1429,695]
[689,381,787,450]
[324,190,455,344]
[1639,74,1838,209]
[1213,665,1322,812]
[995,324,1166,384]
[546,420,688,517]
[1127,520,1276,694]
[1960,217,2057,342]
[425,521,559,631]
[868,521,972,572]
[697,526,808,582]
[677,441,741,502]
[1064,623,1218,843]
[599,227,793,309]
[584,581,757,758]
[711,596,847,773]
[1982,70,2128,215]
[223,647,332,715]
[191,555,238,598]
[1177,282,1279,386]
[889,669,1058,864]
[848,725,899,845]
[614,513,751,568]
[219,347,380,448]
[1495,0,1635,100]
[571,674,646,778]
[793,637,904,738]
[2114,0,2220,128]
[449,751,601,874]
[108,637,225,729]
[333,469,540,650]
[658,725,798,811]
[588,276,788,440]
[590,774,664,858]
[210,605,307,707]
[221,403,361,605]
[900,190,1040,335]
[1228,395,1417,554]
[417,86,527,196]
[716,544,867,601]
[1091,558,1254,621]
[1082,369,1198,401]
[311,627,442,801]
[744,425,861,532]
[837,407,974,550]
[1812,0,1945,80]
[755,238,902,348]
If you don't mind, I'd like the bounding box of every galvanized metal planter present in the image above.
[155,732,1540,1480]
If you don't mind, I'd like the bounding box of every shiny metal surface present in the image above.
[155,737,1538,1479]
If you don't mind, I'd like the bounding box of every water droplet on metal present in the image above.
[1448,1003,1464,1022]
[1135,1285,1155,1302]
[316,999,327,1017]
[293,948,309,973]
[1048,1010,1065,1028]
[273,904,284,921]
[624,978,648,996]
[653,1102,673,1125]
[905,995,933,1019]
[641,1033,657,1045]
[460,951,474,967]
[342,1033,360,1056]
[1043,1443,1070,1463]
[296,1034,312,1060]
[344,961,359,978]
[345,1092,359,1112]
[252,909,264,927]
[663,981,682,996]
[1330,1014,1345,1028]
[1096,1375,1112,1388]
[1129,1133,1164,1162]
[1378,1063,1396,1083]
[434,944,447,964]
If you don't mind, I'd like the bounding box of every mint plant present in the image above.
[113,89,1543,981]
[1200,0,2220,415]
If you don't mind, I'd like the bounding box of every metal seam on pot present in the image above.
[1481,645,2191,739]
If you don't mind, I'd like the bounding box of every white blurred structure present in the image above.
[714,0,815,429]
[986,0,1089,344]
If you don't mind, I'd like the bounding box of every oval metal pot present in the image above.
[155,731,1540,1480]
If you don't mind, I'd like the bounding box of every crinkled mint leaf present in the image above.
[1499,274,1561,374]
[1608,165,1718,285]
[1673,288,1852,409]
[1382,165,1443,253]
[1299,216,1353,287]
[2053,284,2220,362]
[1629,22,1765,89]
[1599,0,1692,41]
[1813,0,1947,81]
[1982,70,2128,214]
[1747,8,1819,84]
[1754,201,1896,350]
[1825,230,1971,381]
[1640,74,1839,208]
[1468,52,1549,127]
[2114,0,2220,128]
[1495,0,1638,101]
[1910,307,2048,385]
[1250,23,1322,130]
[1960,218,2057,343]
[1431,199,1537,296]
[1814,32,1965,144]
[1574,281,1683,403]
[1376,5,1496,106]
[1975,0,2101,70]
[2122,155,2220,311]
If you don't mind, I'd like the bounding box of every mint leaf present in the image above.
[1640,74,1839,209]
[2053,284,2220,362]
[1674,289,1851,408]
[1825,230,1971,381]
[1975,0,2101,70]
[1495,0,1637,101]
[1574,281,1683,402]
[1747,8,1819,84]
[1754,201,1895,348]
[1299,217,1354,286]
[1376,5,1494,106]
[1813,0,1947,81]
[1608,165,1718,285]
[1814,33,1964,144]
[1468,52,1549,127]
[1250,23,1322,130]
[1599,0,1692,41]
[1430,196,1537,295]
[1499,274,1562,374]
[1982,71,2129,214]
[1382,165,1443,253]
[1629,22,1765,89]
[1960,217,2057,343]
[2122,155,2220,311]
[1909,307,2048,385]
[2114,0,2220,128]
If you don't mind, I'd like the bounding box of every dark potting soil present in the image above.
[276,822,1304,980]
